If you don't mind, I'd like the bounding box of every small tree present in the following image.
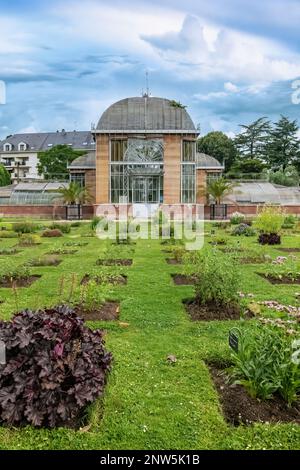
[57,182,93,205]
[204,178,237,205]
[37,145,86,180]
[0,164,11,187]
[197,131,238,171]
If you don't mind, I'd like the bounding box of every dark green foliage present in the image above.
[0,164,11,187]
[266,116,300,170]
[229,325,300,405]
[37,145,86,180]
[197,131,237,171]
[234,117,271,160]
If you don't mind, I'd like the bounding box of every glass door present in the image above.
[132,177,160,203]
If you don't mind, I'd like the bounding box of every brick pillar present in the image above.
[96,135,110,204]
[196,169,207,204]
[163,135,181,204]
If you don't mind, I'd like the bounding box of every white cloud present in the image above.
[142,14,300,84]
[224,82,239,93]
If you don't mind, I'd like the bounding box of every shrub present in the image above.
[18,234,41,246]
[12,222,38,234]
[70,221,81,228]
[185,249,240,306]
[63,241,88,247]
[0,306,112,427]
[230,212,245,225]
[0,231,18,239]
[254,205,285,235]
[0,263,30,281]
[170,246,186,262]
[229,325,300,405]
[49,223,71,234]
[42,229,63,238]
[282,214,297,229]
[210,235,228,245]
[231,223,256,237]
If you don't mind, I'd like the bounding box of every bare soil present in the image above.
[81,274,127,286]
[0,275,41,288]
[74,301,120,321]
[172,274,196,285]
[208,361,300,426]
[184,298,252,321]
[258,273,300,285]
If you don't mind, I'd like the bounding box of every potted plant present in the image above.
[203,178,237,220]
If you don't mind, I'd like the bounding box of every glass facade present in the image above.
[181,140,196,203]
[110,139,164,204]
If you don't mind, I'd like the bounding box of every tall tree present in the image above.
[234,117,271,160]
[0,164,11,187]
[37,145,86,180]
[266,115,300,170]
[197,131,237,171]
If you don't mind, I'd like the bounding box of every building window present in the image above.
[111,140,128,162]
[70,172,85,187]
[4,144,12,152]
[182,140,196,162]
[207,172,222,184]
[181,164,196,203]
[18,143,27,151]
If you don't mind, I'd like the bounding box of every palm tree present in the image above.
[204,178,237,205]
[57,182,93,205]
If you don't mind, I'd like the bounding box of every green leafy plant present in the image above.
[230,212,245,225]
[12,222,39,234]
[254,205,285,235]
[75,280,112,312]
[26,255,61,267]
[18,234,41,247]
[0,231,18,239]
[231,223,256,237]
[185,249,240,307]
[57,182,93,205]
[49,222,71,234]
[229,325,300,405]
[0,248,19,255]
[0,263,31,282]
[282,214,298,229]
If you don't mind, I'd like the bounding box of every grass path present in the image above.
[0,231,299,449]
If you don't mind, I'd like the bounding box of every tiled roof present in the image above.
[0,131,95,152]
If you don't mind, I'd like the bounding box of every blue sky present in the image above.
[0,0,300,139]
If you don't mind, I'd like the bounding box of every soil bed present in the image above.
[166,258,182,265]
[0,249,21,256]
[48,250,78,255]
[208,361,300,426]
[239,257,266,264]
[172,274,196,285]
[96,259,133,266]
[29,259,62,267]
[279,248,300,253]
[0,275,41,288]
[74,301,120,321]
[184,298,252,321]
[258,273,300,285]
[81,274,127,286]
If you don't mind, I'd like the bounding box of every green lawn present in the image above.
[0,221,299,450]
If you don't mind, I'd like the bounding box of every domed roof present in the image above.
[196,153,224,169]
[96,97,196,134]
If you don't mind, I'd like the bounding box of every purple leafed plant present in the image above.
[0,306,112,428]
